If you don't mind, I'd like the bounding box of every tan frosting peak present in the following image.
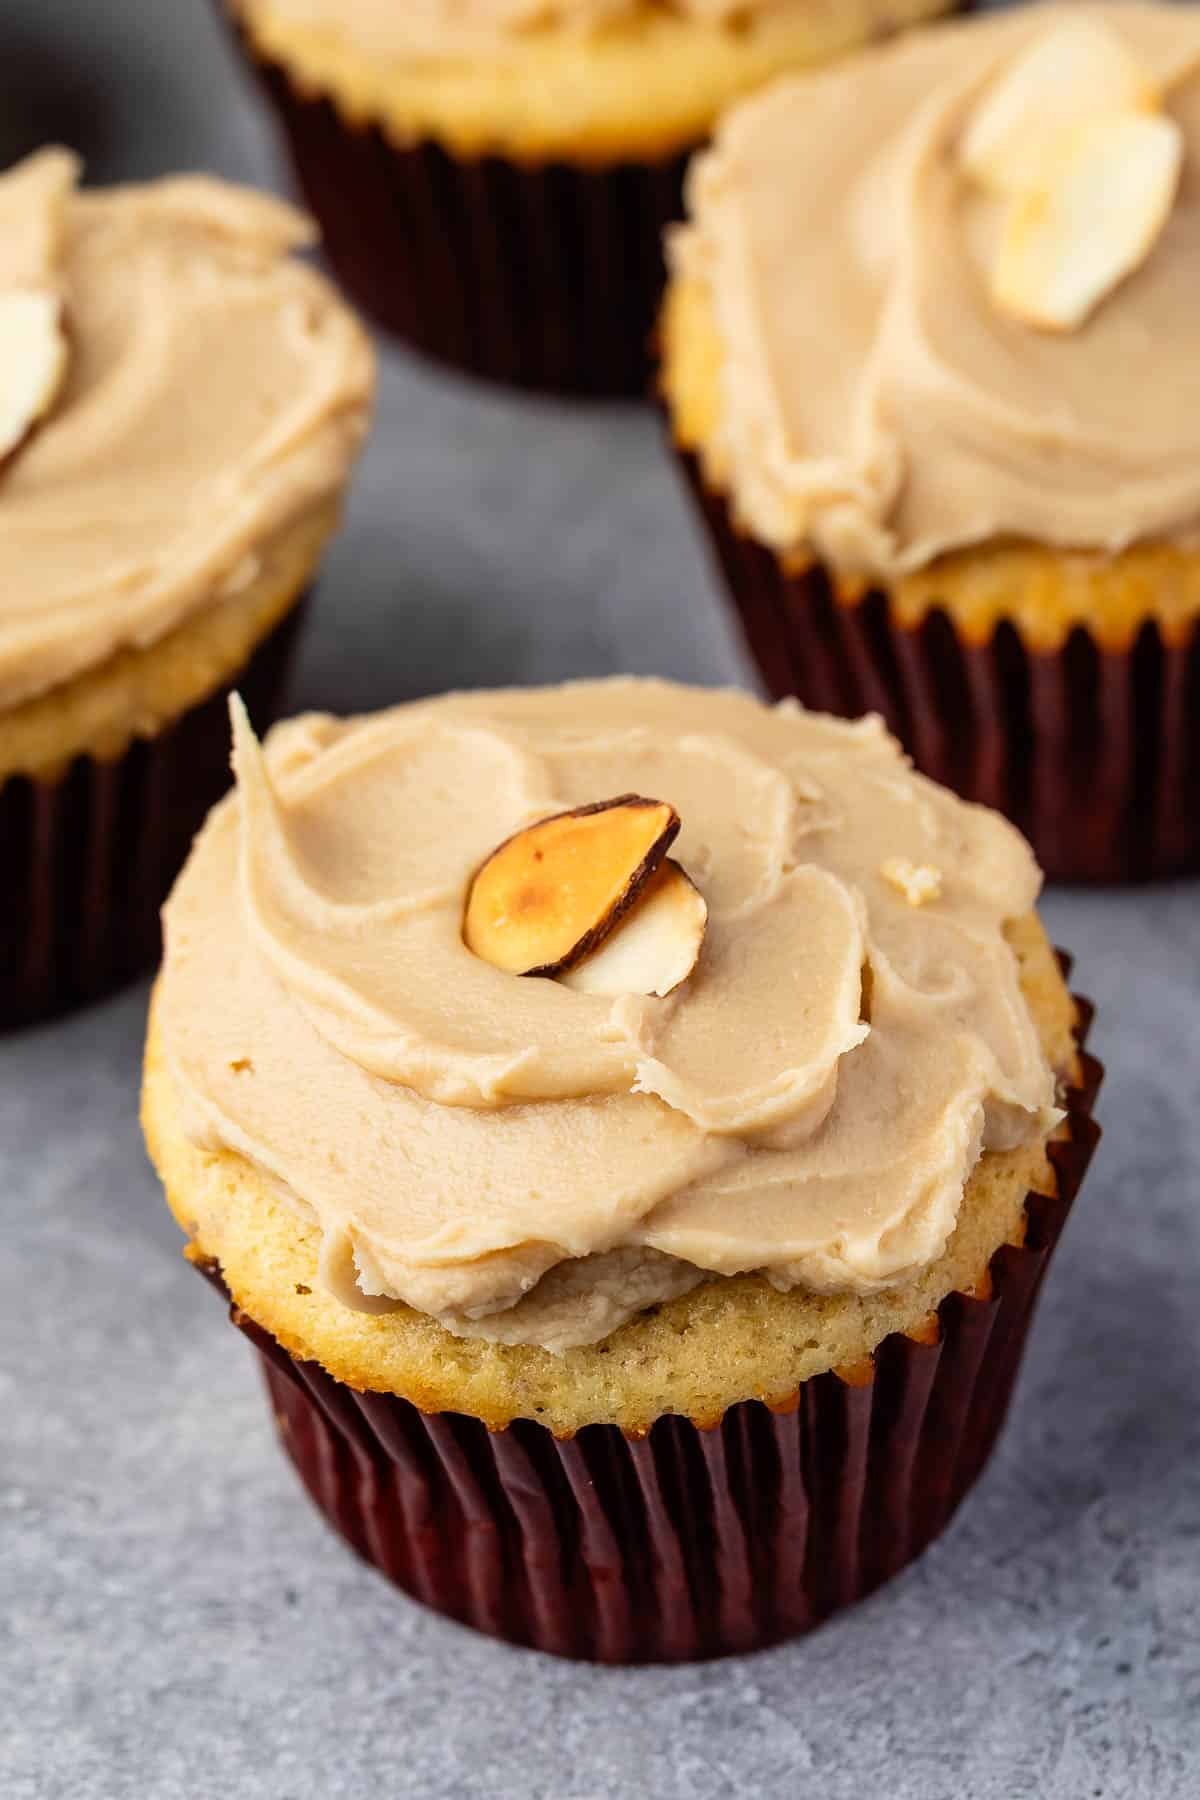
[159,680,1058,1352]
[238,0,802,58]
[672,4,1200,577]
[0,146,76,290]
[0,152,373,710]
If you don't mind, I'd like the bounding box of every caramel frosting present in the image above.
[0,150,373,711]
[236,0,815,60]
[158,679,1059,1353]
[671,4,1200,578]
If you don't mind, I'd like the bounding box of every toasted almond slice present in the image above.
[960,19,1158,197]
[991,111,1182,332]
[560,860,708,999]
[463,795,679,977]
[0,288,68,466]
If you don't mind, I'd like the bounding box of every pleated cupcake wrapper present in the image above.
[224,8,690,397]
[198,976,1100,1663]
[676,451,1200,883]
[0,598,307,1031]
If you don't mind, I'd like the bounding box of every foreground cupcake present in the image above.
[142,678,1100,1662]
[220,0,955,396]
[663,4,1200,881]
[0,149,373,1027]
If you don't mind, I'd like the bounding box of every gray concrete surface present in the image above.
[2,4,1199,1797]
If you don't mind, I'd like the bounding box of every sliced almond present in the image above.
[463,795,679,977]
[0,288,68,466]
[960,19,1158,197]
[991,112,1182,332]
[561,860,707,999]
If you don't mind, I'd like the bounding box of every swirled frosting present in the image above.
[235,0,817,59]
[0,150,373,710]
[158,679,1058,1352]
[671,4,1200,577]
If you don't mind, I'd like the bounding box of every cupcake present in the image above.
[219,0,956,397]
[141,678,1101,1663]
[0,148,374,1028]
[662,4,1200,881]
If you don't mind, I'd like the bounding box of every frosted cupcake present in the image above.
[0,149,373,1026]
[220,0,956,395]
[662,4,1200,880]
[142,678,1100,1662]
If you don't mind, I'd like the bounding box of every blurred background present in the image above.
[2,5,1197,1800]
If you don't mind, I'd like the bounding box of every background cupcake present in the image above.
[220,0,957,396]
[142,678,1100,1662]
[0,147,373,1029]
[662,4,1200,882]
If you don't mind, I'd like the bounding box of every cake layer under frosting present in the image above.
[671,4,1200,577]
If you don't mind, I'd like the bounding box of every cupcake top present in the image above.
[158,679,1059,1353]
[671,3,1200,579]
[236,0,805,59]
[0,150,373,711]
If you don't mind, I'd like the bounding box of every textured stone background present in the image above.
[3,4,1199,1797]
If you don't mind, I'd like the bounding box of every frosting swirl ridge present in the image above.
[0,150,373,709]
[160,680,1057,1351]
[671,4,1200,576]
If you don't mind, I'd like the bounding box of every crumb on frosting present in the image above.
[880,857,942,906]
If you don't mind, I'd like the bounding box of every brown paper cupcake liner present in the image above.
[197,975,1100,1663]
[223,10,690,397]
[0,597,307,1032]
[677,452,1200,884]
